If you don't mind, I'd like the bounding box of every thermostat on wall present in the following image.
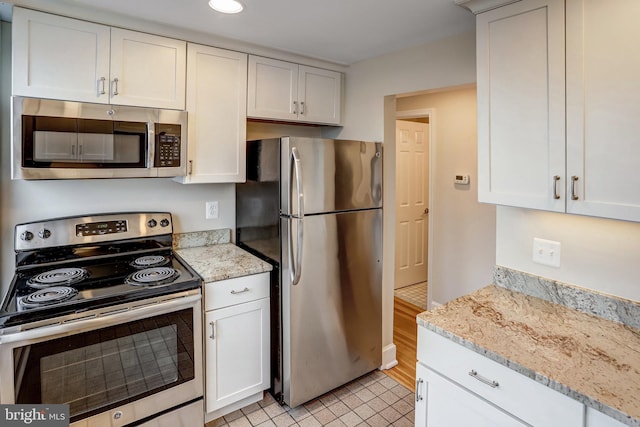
[454,174,470,185]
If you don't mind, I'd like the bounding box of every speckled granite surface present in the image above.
[173,229,230,249]
[417,283,640,426]
[494,266,640,329]
[176,243,272,283]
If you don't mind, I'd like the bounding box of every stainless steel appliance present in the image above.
[12,96,187,180]
[0,212,203,426]
[236,137,383,408]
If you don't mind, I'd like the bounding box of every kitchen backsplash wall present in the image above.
[497,206,640,303]
[0,22,236,295]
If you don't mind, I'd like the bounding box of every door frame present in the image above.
[395,108,435,309]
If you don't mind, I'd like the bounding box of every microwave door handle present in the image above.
[290,147,304,286]
[147,122,155,167]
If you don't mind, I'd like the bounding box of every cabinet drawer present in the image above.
[418,328,584,427]
[205,273,269,310]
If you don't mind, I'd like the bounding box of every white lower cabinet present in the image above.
[416,327,584,427]
[415,363,527,427]
[586,408,628,427]
[204,273,270,420]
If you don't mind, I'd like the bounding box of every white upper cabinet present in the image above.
[109,28,186,109]
[476,0,640,222]
[565,0,640,222]
[12,8,111,104]
[175,44,247,184]
[476,0,565,212]
[247,55,342,125]
[12,7,186,110]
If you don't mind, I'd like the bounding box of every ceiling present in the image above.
[4,0,475,65]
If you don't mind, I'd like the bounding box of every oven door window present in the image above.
[22,116,147,168]
[13,308,194,423]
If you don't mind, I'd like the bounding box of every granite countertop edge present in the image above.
[417,317,637,426]
[417,269,640,427]
[175,242,273,283]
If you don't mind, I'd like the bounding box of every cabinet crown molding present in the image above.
[454,0,521,14]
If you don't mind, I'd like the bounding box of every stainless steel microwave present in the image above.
[11,96,187,180]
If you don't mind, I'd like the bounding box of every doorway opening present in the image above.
[385,108,433,390]
[394,116,430,311]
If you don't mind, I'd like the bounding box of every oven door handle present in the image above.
[0,293,201,344]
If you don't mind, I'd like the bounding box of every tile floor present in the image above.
[394,282,427,310]
[210,370,414,427]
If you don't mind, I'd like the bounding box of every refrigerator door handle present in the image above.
[290,147,304,286]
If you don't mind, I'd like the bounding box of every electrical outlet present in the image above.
[206,201,219,219]
[532,238,561,267]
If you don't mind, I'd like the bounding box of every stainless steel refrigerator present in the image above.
[236,137,383,408]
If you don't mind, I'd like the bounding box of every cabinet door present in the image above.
[110,28,186,109]
[247,56,298,121]
[585,407,627,427]
[476,0,565,211]
[566,0,640,222]
[204,298,270,414]
[178,44,247,183]
[415,363,528,427]
[12,7,110,103]
[298,66,342,125]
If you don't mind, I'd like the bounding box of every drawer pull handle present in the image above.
[469,370,499,388]
[230,287,250,295]
[209,321,215,340]
[415,378,424,402]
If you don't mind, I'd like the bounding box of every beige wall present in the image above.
[396,87,496,305]
[497,207,640,302]
[329,32,480,363]
[328,32,476,142]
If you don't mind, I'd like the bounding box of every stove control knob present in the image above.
[147,219,158,228]
[20,231,34,241]
[38,229,51,239]
[160,218,170,227]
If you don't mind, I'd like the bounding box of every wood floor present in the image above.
[384,296,423,390]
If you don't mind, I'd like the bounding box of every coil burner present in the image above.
[19,286,78,309]
[26,267,88,289]
[131,255,170,268]
[126,267,180,287]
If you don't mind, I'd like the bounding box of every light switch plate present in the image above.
[532,238,561,267]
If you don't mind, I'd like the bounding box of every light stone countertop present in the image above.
[176,243,272,283]
[417,284,640,426]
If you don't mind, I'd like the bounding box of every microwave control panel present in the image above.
[155,123,181,167]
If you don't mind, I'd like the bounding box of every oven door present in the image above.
[0,291,203,427]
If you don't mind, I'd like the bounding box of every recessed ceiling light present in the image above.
[208,0,244,14]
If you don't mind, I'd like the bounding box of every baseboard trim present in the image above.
[380,343,398,370]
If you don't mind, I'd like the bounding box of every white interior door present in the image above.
[395,119,429,289]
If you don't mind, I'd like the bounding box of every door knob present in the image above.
[424,208,429,215]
